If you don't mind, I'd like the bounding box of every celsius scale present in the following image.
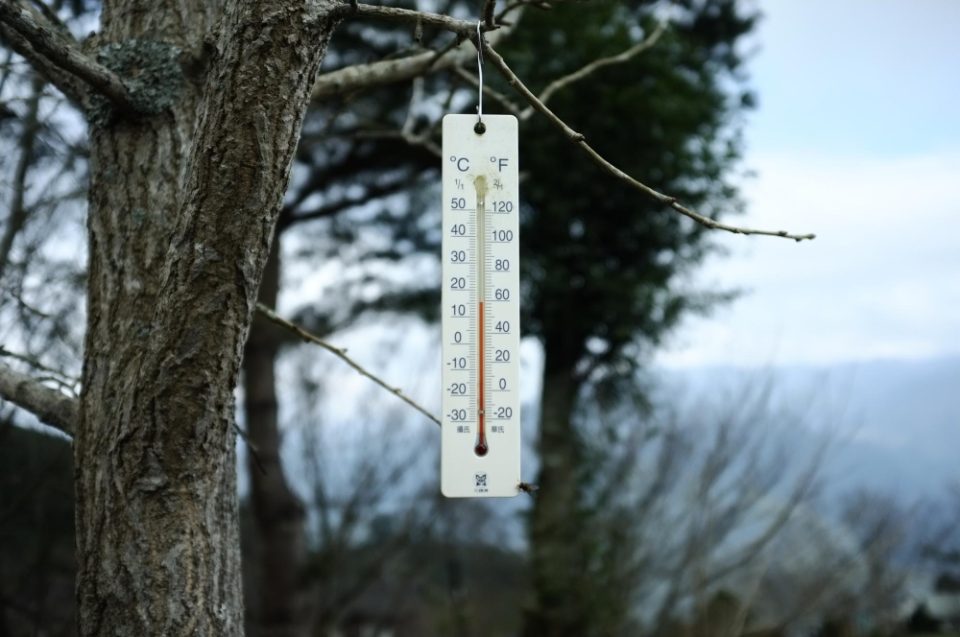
[441,114,521,497]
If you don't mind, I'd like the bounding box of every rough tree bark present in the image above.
[72,1,339,633]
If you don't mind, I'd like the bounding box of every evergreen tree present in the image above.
[499,2,759,634]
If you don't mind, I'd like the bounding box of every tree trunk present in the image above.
[523,342,587,637]
[243,237,309,637]
[74,1,338,633]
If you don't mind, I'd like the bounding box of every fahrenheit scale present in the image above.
[441,114,521,498]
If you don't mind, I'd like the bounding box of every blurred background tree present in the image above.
[495,1,759,634]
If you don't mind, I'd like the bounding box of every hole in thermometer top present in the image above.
[441,114,521,498]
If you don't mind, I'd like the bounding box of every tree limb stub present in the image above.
[0,362,77,436]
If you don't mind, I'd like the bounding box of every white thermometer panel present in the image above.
[441,114,521,498]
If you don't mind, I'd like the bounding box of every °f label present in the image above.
[441,114,521,498]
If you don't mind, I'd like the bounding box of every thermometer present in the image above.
[441,114,521,498]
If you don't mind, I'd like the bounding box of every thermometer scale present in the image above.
[441,114,521,498]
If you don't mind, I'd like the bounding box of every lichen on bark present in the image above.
[91,38,183,124]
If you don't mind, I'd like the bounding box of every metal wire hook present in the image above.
[475,20,486,134]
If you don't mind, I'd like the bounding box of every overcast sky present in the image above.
[656,0,960,368]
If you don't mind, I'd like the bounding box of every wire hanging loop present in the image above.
[474,20,486,135]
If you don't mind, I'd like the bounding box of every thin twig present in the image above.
[282,175,416,229]
[523,21,667,119]
[256,304,441,427]
[479,40,816,241]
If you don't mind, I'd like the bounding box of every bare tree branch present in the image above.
[344,3,487,38]
[702,446,823,588]
[313,6,522,101]
[0,23,88,107]
[0,362,77,436]
[314,35,484,100]
[480,40,817,242]
[282,176,415,229]
[522,21,667,119]
[0,0,138,112]
[255,303,441,427]
[314,46,458,100]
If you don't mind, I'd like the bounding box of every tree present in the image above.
[0,0,811,633]
[1,1,341,632]
[501,2,762,635]
[562,380,823,636]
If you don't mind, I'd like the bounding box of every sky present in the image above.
[655,0,960,368]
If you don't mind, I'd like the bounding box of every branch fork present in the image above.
[0,0,140,113]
